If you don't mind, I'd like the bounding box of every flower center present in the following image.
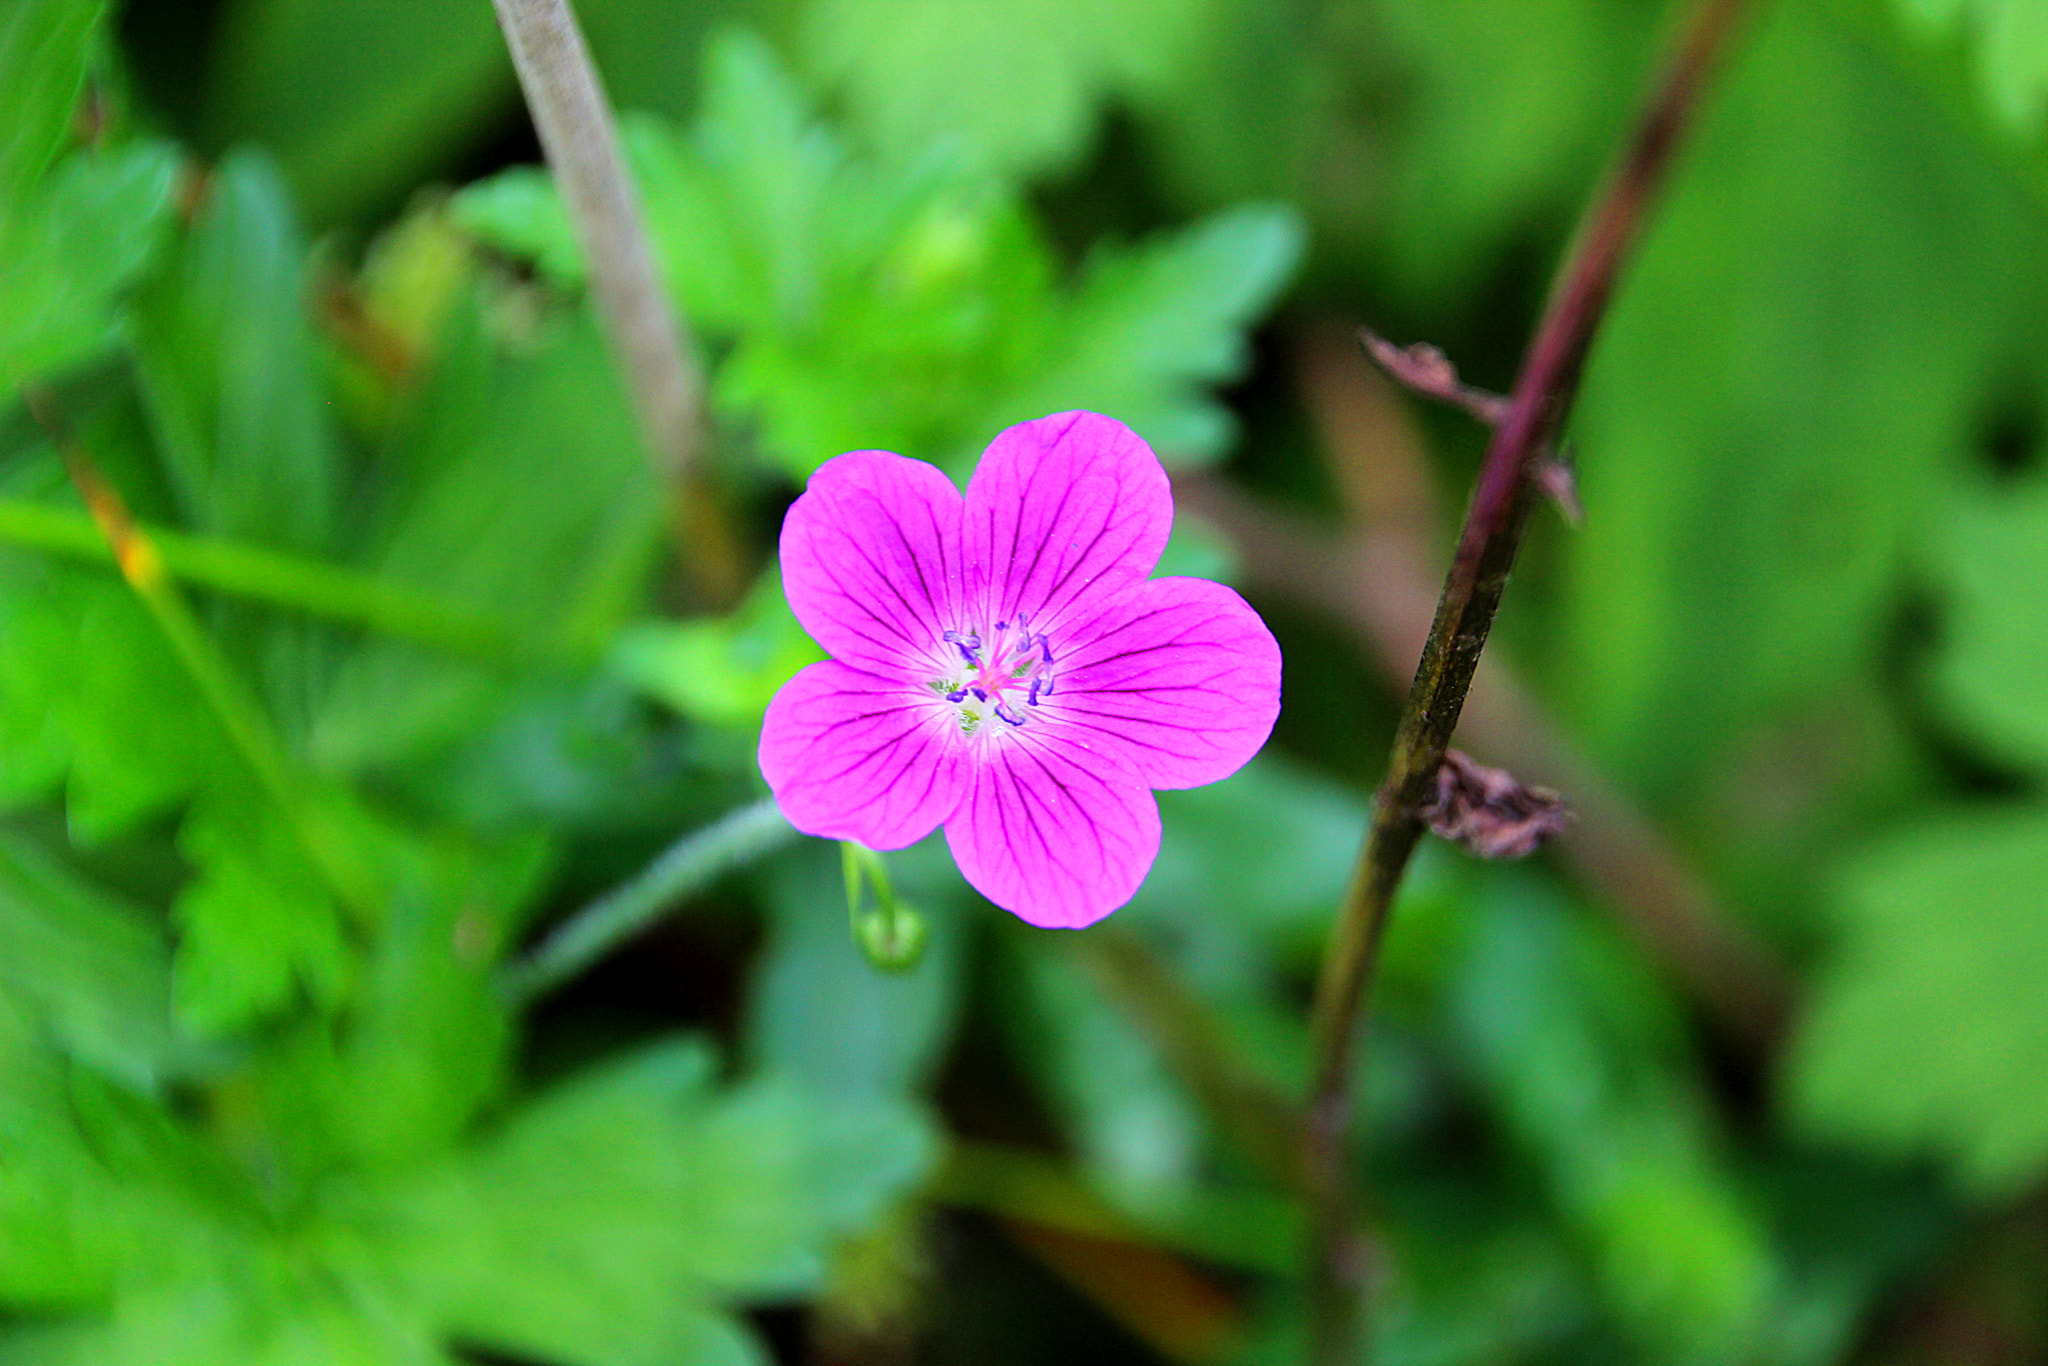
[929,615,1056,734]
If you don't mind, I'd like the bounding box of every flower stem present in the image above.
[1300,0,1757,1358]
[488,0,741,605]
[28,398,381,929]
[0,496,518,659]
[503,798,797,1003]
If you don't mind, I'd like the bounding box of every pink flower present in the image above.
[759,412,1282,929]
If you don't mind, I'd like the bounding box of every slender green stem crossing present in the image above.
[0,497,517,658]
[504,799,798,1003]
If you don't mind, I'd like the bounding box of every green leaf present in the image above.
[241,820,548,1177]
[1126,755,1363,945]
[132,150,342,555]
[169,788,353,1039]
[610,570,824,729]
[795,0,1218,177]
[1558,2,2048,806]
[0,549,230,840]
[0,0,103,204]
[0,142,180,397]
[1001,934,1206,1222]
[202,0,511,226]
[969,202,1302,463]
[1896,0,2048,136]
[0,1007,222,1308]
[1787,808,2048,1193]
[0,831,183,1088]
[305,303,661,774]
[1450,874,1774,1355]
[1928,472,2048,771]
[456,31,1299,478]
[368,1040,933,1365]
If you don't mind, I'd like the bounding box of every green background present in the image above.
[2,0,2047,1361]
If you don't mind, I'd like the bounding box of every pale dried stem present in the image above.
[490,0,740,603]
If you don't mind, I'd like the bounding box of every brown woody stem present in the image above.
[1300,0,1756,1358]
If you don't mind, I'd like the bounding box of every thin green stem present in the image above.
[0,497,519,659]
[1301,0,1759,1359]
[503,798,798,1003]
[30,409,381,928]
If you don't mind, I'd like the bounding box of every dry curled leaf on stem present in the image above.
[1419,750,1574,860]
[1360,327,1584,525]
[1358,327,1509,425]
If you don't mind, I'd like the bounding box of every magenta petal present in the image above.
[759,660,969,849]
[781,450,968,674]
[944,738,1162,929]
[1049,577,1282,790]
[963,412,1172,637]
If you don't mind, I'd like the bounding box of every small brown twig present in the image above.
[1177,467,1793,1047]
[1358,329,1510,425]
[1299,0,1758,1358]
[489,0,742,605]
[1360,326,1585,526]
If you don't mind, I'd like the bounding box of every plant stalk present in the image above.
[0,497,517,659]
[489,0,740,603]
[1300,0,1757,1358]
[503,798,797,1002]
[27,399,381,928]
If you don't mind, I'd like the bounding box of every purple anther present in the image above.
[1036,635,1054,664]
[1027,677,1043,706]
[994,701,1026,727]
[942,629,982,667]
[972,687,989,702]
[946,688,970,703]
[996,620,1008,631]
[1039,674,1054,697]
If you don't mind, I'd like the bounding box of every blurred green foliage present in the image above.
[2,0,2047,1362]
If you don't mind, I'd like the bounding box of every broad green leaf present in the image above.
[0,552,229,841]
[1559,2,2048,807]
[0,0,102,205]
[0,142,179,397]
[1001,934,1206,1223]
[305,304,661,775]
[241,820,547,1177]
[795,0,1217,177]
[202,0,510,226]
[1125,756,1363,947]
[368,1039,932,1364]
[0,832,182,1088]
[0,1266,457,1366]
[1450,874,1774,1355]
[969,202,1302,462]
[1928,471,2048,771]
[197,0,717,226]
[745,837,964,1101]
[0,1006,221,1307]
[1787,808,2048,1193]
[1896,0,2048,135]
[132,150,341,555]
[169,789,352,1039]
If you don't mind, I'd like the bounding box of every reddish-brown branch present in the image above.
[1295,0,1759,1357]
